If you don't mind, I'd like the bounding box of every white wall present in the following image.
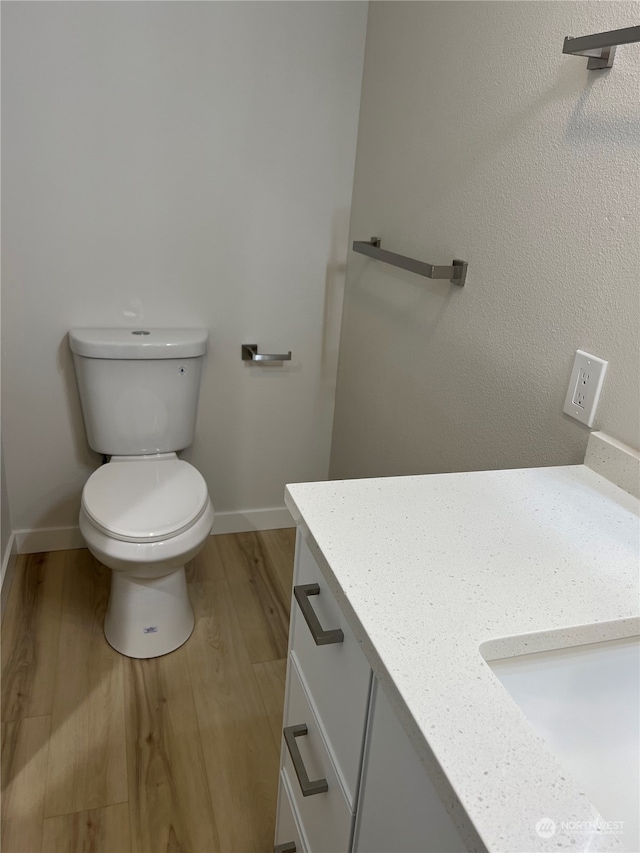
[331,1,640,480]
[1,1,367,544]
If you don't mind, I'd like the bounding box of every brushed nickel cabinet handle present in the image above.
[283,724,328,797]
[274,843,296,853]
[293,583,344,646]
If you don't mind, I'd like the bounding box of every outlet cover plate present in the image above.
[563,350,608,427]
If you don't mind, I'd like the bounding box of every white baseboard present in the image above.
[1,532,19,620]
[16,526,86,554]
[211,506,294,535]
[14,507,294,555]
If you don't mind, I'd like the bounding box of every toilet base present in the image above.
[104,567,194,659]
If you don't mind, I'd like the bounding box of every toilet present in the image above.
[69,328,214,659]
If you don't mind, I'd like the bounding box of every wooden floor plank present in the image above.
[41,802,131,853]
[2,533,291,852]
[217,532,290,664]
[184,534,226,584]
[253,658,287,751]
[187,579,280,853]
[124,645,220,853]
[257,528,295,605]
[1,714,51,853]
[1,552,65,722]
[45,549,128,817]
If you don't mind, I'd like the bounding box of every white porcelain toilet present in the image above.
[69,328,214,659]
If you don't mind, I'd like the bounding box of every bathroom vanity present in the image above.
[274,432,639,853]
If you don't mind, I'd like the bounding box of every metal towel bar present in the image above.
[563,25,640,69]
[352,238,467,286]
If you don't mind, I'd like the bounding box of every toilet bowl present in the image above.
[70,327,212,659]
[80,453,214,658]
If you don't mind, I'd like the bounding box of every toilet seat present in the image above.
[82,458,209,543]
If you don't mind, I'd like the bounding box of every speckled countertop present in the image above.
[284,434,639,853]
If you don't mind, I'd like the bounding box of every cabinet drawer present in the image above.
[275,770,306,853]
[283,655,353,853]
[291,534,371,805]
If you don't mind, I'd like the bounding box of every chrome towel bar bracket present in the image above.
[242,343,292,362]
[352,238,467,286]
[562,25,640,70]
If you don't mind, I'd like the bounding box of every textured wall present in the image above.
[331,1,640,480]
[2,1,366,534]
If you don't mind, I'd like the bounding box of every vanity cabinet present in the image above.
[275,530,466,853]
[289,534,372,805]
[274,531,371,853]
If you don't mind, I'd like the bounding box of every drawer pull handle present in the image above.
[274,844,297,853]
[283,724,329,797]
[293,583,344,646]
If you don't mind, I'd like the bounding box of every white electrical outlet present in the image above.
[563,350,608,427]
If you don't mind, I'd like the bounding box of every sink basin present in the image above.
[487,635,639,852]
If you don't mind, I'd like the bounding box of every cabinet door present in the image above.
[353,679,467,853]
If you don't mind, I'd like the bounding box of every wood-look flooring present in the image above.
[1,529,295,853]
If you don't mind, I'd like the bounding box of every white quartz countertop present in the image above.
[284,450,639,853]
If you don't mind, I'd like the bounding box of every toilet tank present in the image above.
[69,328,208,455]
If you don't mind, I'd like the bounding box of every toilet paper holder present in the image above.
[241,343,292,363]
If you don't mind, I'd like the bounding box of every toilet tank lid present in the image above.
[69,328,208,359]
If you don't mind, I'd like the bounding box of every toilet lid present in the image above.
[82,459,209,543]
